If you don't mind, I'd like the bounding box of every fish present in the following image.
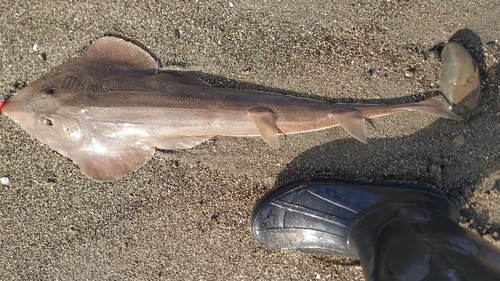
[1,36,461,181]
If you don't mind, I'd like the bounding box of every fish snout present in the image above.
[1,93,23,116]
[1,83,43,128]
[0,97,18,116]
[0,98,37,128]
[1,80,41,116]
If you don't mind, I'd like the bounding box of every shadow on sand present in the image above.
[274,29,500,239]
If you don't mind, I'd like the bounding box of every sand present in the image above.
[1,0,499,280]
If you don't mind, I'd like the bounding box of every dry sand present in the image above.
[1,0,499,280]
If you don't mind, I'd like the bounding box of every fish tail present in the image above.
[395,98,463,121]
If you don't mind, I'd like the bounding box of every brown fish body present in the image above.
[1,37,461,181]
[72,73,335,137]
[38,72,439,138]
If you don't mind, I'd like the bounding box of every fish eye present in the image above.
[40,86,56,97]
[43,118,53,126]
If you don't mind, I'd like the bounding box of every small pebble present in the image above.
[39,52,47,62]
[427,49,440,60]
[404,69,415,78]
[485,41,497,50]
[453,135,465,147]
[0,177,9,185]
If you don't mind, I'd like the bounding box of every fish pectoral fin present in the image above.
[151,136,212,150]
[329,108,367,143]
[247,106,279,149]
[85,37,159,74]
[66,141,155,181]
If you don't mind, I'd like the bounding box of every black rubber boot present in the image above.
[250,179,500,281]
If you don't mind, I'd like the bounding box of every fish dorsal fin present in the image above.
[248,106,280,149]
[84,37,158,74]
[329,107,367,143]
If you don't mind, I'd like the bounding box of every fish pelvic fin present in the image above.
[329,107,367,143]
[396,98,463,121]
[248,106,280,149]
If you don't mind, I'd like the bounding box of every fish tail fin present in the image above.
[396,98,463,121]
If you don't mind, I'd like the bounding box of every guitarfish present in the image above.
[1,37,461,181]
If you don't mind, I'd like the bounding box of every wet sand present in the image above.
[1,1,499,280]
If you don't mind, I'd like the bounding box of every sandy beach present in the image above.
[1,0,499,280]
